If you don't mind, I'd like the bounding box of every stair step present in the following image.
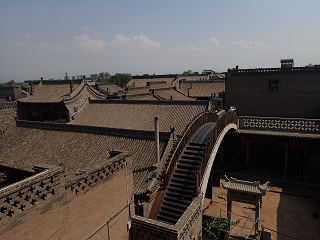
[181,154,202,160]
[164,195,192,205]
[170,182,194,190]
[157,214,178,224]
[171,177,195,184]
[166,191,193,200]
[160,205,186,215]
[175,168,197,175]
[186,145,205,151]
[178,162,200,169]
[183,149,203,156]
[158,209,182,219]
[188,142,206,147]
[162,199,189,210]
[173,172,196,179]
[179,158,200,165]
[167,186,195,194]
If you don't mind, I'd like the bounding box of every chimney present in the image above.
[70,80,74,93]
[155,117,160,164]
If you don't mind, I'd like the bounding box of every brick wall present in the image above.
[0,154,134,240]
[225,69,320,118]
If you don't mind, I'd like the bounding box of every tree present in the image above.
[305,63,314,67]
[182,70,201,75]
[182,70,193,75]
[109,73,131,87]
[98,72,111,82]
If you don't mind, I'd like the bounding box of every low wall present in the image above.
[131,195,203,240]
[0,152,134,240]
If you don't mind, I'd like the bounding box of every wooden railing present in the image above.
[194,111,238,196]
[150,111,237,220]
[162,112,220,189]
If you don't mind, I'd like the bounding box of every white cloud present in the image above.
[15,41,30,47]
[23,33,30,39]
[173,43,199,51]
[209,38,221,47]
[82,27,90,31]
[74,35,106,51]
[111,34,161,49]
[39,42,65,51]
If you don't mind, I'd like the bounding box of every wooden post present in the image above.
[246,140,250,172]
[255,200,260,231]
[284,143,288,179]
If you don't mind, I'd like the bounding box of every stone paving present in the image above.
[203,182,320,240]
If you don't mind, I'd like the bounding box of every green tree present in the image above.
[109,73,131,87]
[305,63,314,67]
[182,70,203,75]
[182,70,193,75]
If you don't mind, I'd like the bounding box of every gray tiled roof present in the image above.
[19,81,82,103]
[126,93,159,100]
[179,81,225,98]
[154,88,195,101]
[70,100,209,135]
[0,124,166,194]
[221,176,269,195]
[98,83,123,94]
[127,77,176,88]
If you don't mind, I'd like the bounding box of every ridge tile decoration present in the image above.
[241,117,320,133]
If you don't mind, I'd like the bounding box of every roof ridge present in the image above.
[89,99,209,106]
[16,120,171,140]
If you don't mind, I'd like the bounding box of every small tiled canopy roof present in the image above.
[0,124,167,194]
[70,100,209,135]
[221,176,269,196]
[179,81,225,98]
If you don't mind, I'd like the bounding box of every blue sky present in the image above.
[0,0,319,82]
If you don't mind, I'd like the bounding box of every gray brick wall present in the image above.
[225,72,320,118]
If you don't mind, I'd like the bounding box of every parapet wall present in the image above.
[131,195,203,240]
[228,66,320,76]
[0,151,134,240]
[0,164,64,224]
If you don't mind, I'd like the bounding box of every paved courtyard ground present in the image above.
[202,184,320,240]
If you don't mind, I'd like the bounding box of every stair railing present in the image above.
[194,111,238,196]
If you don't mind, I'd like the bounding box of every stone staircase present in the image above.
[157,142,206,224]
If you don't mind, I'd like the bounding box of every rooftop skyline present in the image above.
[0,0,319,83]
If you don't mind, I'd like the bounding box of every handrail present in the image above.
[162,111,219,188]
[194,111,238,196]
